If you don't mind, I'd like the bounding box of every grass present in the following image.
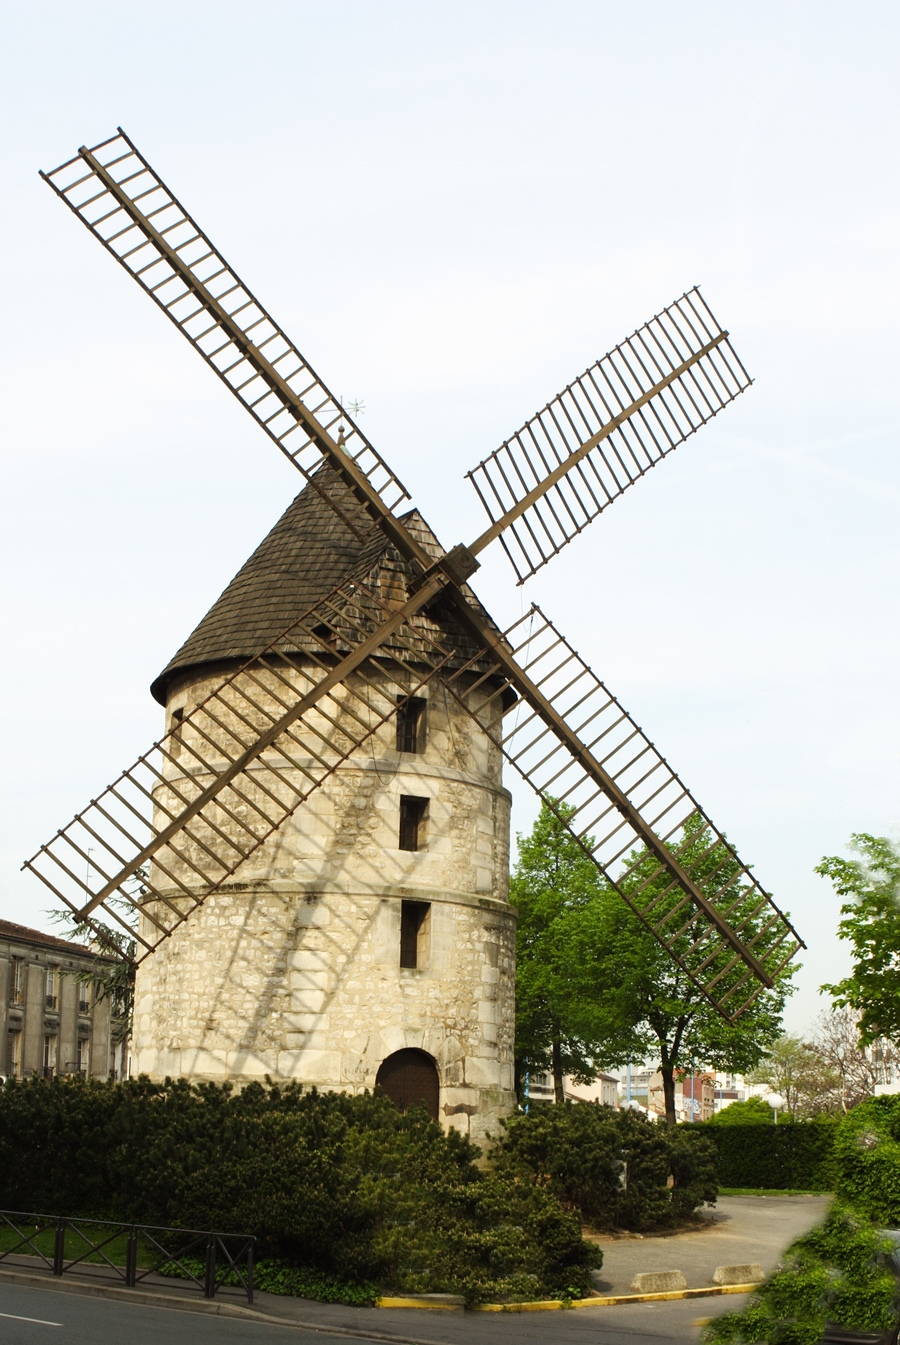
[0,1221,197,1270]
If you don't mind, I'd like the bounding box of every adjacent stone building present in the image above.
[131,467,517,1140]
[1,919,126,1081]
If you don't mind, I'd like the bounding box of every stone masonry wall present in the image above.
[132,661,516,1138]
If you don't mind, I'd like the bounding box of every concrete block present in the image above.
[713,1264,764,1286]
[629,1271,688,1294]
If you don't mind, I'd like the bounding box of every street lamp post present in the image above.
[767,1092,785,1124]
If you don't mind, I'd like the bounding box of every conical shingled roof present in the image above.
[150,467,500,705]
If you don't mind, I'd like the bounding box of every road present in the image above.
[0,1280,742,1344]
[0,1197,830,1344]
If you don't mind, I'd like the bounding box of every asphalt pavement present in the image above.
[0,1196,832,1345]
[0,1280,744,1345]
[592,1194,831,1292]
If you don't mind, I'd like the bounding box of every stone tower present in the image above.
[130,469,516,1139]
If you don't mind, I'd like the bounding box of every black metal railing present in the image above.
[0,1210,254,1303]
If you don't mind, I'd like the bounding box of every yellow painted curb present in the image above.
[376,1297,460,1310]
[378,1283,763,1313]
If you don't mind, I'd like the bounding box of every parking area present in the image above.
[592,1194,831,1293]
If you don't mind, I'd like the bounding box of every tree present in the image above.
[746,1033,839,1117]
[46,878,141,1035]
[705,1096,774,1125]
[511,803,640,1101]
[512,804,791,1125]
[607,812,792,1128]
[818,833,900,1046]
[812,1006,899,1112]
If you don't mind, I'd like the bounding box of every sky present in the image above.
[1,1,898,1037]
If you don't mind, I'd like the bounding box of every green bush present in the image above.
[830,1094,900,1224]
[704,1119,838,1191]
[161,1256,378,1305]
[702,1204,898,1345]
[495,1101,717,1230]
[0,1076,600,1305]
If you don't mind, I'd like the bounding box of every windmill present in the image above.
[26,129,803,1131]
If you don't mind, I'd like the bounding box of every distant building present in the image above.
[524,1070,619,1107]
[1,919,127,1081]
[617,1067,715,1122]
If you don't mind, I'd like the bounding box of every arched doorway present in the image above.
[376,1049,440,1121]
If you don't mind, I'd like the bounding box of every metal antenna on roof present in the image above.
[27,127,805,1021]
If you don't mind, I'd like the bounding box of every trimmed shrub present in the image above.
[495,1101,717,1229]
[705,1119,838,1191]
[0,1076,600,1305]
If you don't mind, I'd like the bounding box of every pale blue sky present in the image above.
[1,1,898,1033]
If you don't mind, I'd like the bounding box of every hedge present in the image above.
[704,1120,838,1191]
[702,1095,900,1341]
[0,1076,600,1305]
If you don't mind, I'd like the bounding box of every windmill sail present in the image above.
[23,577,454,961]
[436,604,802,1017]
[34,129,803,1016]
[465,289,752,582]
[40,129,409,540]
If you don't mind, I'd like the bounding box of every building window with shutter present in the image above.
[396,696,426,754]
[76,1037,91,1076]
[398,796,428,852]
[6,1029,21,1077]
[78,979,91,1014]
[45,967,58,1011]
[43,1034,58,1078]
[400,901,430,969]
[10,957,24,1006]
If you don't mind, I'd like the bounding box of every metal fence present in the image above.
[0,1209,254,1303]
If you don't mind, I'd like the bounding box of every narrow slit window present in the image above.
[170,706,185,759]
[400,901,430,969]
[399,796,428,852]
[396,696,427,754]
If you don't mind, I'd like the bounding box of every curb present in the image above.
[469,1283,762,1312]
[0,1264,761,1324]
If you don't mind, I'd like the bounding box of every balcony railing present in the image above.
[45,995,58,1010]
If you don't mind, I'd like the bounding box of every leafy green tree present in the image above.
[819,833,900,1046]
[603,813,792,1128]
[511,803,638,1101]
[705,1095,774,1125]
[512,805,791,1126]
